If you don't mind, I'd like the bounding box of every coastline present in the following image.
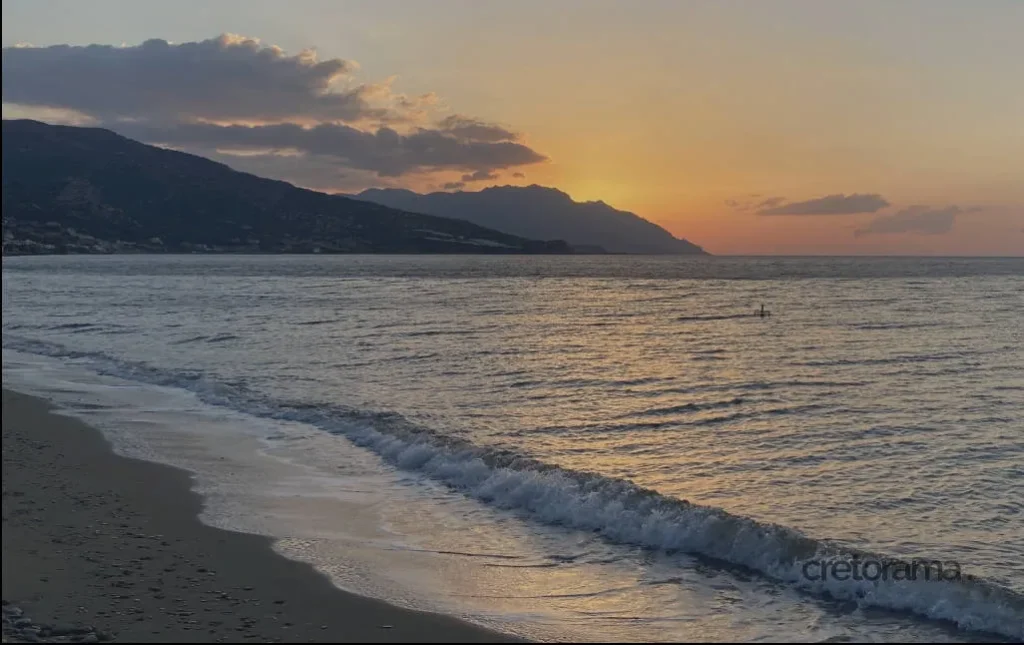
[1,388,520,643]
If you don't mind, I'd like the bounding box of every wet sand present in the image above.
[1,388,520,643]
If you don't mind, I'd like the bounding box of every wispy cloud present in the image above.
[461,169,500,182]
[725,195,786,212]
[758,193,890,215]
[756,197,786,211]
[854,205,976,237]
[439,115,520,143]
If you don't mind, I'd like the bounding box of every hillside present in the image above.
[356,185,707,255]
[1,120,573,255]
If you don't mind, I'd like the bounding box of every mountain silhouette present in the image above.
[356,185,706,255]
[2,120,573,255]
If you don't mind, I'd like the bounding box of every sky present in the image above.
[3,0,1022,255]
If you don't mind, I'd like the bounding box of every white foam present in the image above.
[0,349,558,640]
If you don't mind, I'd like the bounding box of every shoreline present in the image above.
[1,388,521,643]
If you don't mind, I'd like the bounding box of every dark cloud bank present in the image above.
[1,34,546,182]
[113,120,544,178]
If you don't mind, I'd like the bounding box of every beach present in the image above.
[1,389,517,643]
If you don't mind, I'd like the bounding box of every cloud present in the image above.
[439,115,519,143]
[1,34,549,182]
[113,120,545,177]
[442,182,465,191]
[1,34,393,123]
[203,148,375,193]
[461,169,500,182]
[756,197,786,210]
[512,172,526,179]
[854,205,973,237]
[758,193,890,215]
[726,195,785,212]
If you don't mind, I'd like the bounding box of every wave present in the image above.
[403,329,480,338]
[691,354,727,362]
[170,335,210,345]
[169,333,239,345]
[5,322,134,337]
[508,376,668,391]
[618,379,870,400]
[392,547,523,561]
[628,397,746,418]
[590,404,822,431]
[3,336,1022,640]
[677,313,762,322]
[792,352,974,368]
[484,562,561,569]
[206,333,240,344]
[849,322,942,331]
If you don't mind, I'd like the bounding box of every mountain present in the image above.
[355,185,707,255]
[1,120,572,256]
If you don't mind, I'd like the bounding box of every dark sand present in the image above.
[2,389,520,643]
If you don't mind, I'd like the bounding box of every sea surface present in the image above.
[2,254,1022,642]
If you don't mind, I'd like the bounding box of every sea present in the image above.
[2,254,1022,642]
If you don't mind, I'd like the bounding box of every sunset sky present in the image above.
[3,0,1022,255]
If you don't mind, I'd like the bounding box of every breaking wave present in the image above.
[3,335,1022,640]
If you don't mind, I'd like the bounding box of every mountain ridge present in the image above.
[1,119,574,256]
[355,185,707,255]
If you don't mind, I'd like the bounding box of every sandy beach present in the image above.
[1,389,519,643]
